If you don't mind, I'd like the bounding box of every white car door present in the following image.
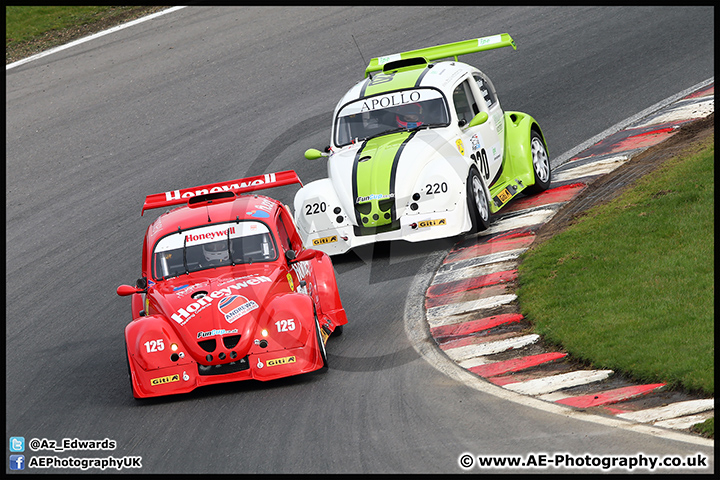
[453,76,504,187]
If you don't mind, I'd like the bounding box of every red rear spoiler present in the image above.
[141,170,303,215]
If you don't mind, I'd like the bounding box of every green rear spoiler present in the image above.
[365,33,516,78]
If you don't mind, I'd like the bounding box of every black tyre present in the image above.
[314,314,329,372]
[467,167,491,232]
[124,341,141,399]
[525,130,551,195]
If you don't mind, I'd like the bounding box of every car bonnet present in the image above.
[328,128,457,229]
[152,267,286,362]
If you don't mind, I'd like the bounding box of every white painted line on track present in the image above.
[553,155,630,183]
[654,412,715,430]
[432,260,518,285]
[551,77,715,169]
[7,6,187,70]
[444,334,540,363]
[434,249,525,276]
[426,294,517,323]
[503,370,614,396]
[631,97,715,128]
[478,208,557,236]
[617,399,716,423]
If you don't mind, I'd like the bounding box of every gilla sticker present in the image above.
[266,356,297,367]
[150,374,180,386]
[313,235,338,245]
[419,218,447,228]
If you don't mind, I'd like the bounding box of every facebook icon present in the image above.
[9,454,25,470]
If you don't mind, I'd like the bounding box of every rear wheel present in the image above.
[467,167,491,232]
[525,130,551,195]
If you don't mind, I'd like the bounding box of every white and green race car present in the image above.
[294,34,551,255]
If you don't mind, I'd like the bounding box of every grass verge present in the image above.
[6,6,167,64]
[517,132,714,436]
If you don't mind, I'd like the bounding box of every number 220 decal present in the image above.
[305,202,327,215]
[471,148,490,180]
[425,182,448,195]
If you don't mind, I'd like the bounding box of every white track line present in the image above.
[504,370,614,396]
[7,7,186,70]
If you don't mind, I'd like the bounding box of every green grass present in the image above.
[518,136,714,404]
[6,6,165,63]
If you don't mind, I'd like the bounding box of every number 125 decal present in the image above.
[275,319,296,332]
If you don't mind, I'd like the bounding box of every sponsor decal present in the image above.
[150,217,163,236]
[197,328,239,339]
[266,356,297,367]
[359,90,421,113]
[218,295,258,324]
[313,235,338,246]
[185,226,235,245]
[470,134,483,151]
[163,173,278,202]
[377,54,401,66]
[170,275,271,326]
[291,259,312,282]
[150,374,180,386]
[478,35,502,47]
[356,193,394,204]
[456,139,465,156]
[247,209,269,218]
[496,188,513,204]
[418,218,447,228]
[286,273,294,291]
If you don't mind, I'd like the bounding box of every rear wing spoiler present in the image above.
[365,33,516,78]
[141,170,303,215]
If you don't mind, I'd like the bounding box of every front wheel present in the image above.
[525,130,551,195]
[314,314,329,372]
[467,167,491,232]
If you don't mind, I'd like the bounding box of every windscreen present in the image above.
[334,88,449,146]
[152,221,277,280]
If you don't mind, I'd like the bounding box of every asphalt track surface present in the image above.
[5,6,714,474]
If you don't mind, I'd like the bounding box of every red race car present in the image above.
[116,171,348,399]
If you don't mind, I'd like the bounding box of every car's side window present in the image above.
[276,208,302,253]
[474,73,498,110]
[276,214,292,252]
[452,80,479,125]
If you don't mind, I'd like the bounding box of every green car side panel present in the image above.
[487,111,548,213]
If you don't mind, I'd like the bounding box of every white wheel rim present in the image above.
[531,137,550,183]
[472,175,488,221]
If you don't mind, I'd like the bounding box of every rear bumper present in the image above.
[298,202,472,255]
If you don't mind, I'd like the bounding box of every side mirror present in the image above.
[468,111,489,128]
[304,148,327,160]
[117,284,145,297]
[287,248,322,264]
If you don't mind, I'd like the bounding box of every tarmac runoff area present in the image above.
[405,79,714,447]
